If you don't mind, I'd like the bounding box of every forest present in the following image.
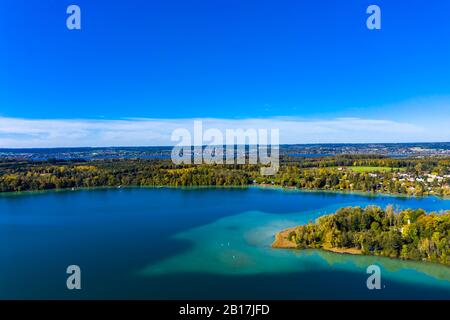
[0,155,449,196]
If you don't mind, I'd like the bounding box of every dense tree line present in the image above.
[285,206,450,265]
[0,159,256,192]
[0,156,449,196]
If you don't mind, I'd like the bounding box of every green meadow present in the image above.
[347,166,406,173]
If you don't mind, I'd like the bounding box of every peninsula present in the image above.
[272,206,450,266]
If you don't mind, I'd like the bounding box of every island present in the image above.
[272,206,450,266]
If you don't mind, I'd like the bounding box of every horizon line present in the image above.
[1,141,449,151]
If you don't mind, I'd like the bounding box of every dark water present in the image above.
[1,187,449,299]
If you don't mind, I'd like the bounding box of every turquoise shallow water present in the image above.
[1,187,449,299]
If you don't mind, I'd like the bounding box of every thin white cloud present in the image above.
[0,116,447,148]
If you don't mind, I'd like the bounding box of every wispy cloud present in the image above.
[0,116,447,148]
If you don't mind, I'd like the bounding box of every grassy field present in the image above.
[306,166,407,173]
[347,166,406,173]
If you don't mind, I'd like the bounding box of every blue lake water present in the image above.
[1,187,449,299]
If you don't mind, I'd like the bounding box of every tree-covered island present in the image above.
[272,206,450,266]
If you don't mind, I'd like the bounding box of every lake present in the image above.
[1,187,450,299]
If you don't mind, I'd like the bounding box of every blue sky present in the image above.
[1,0,450,147]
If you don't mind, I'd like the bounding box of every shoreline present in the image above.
[272,227,362,255]
[253,183,450,200]
[272,226,450,268]
[0,183,449,200]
